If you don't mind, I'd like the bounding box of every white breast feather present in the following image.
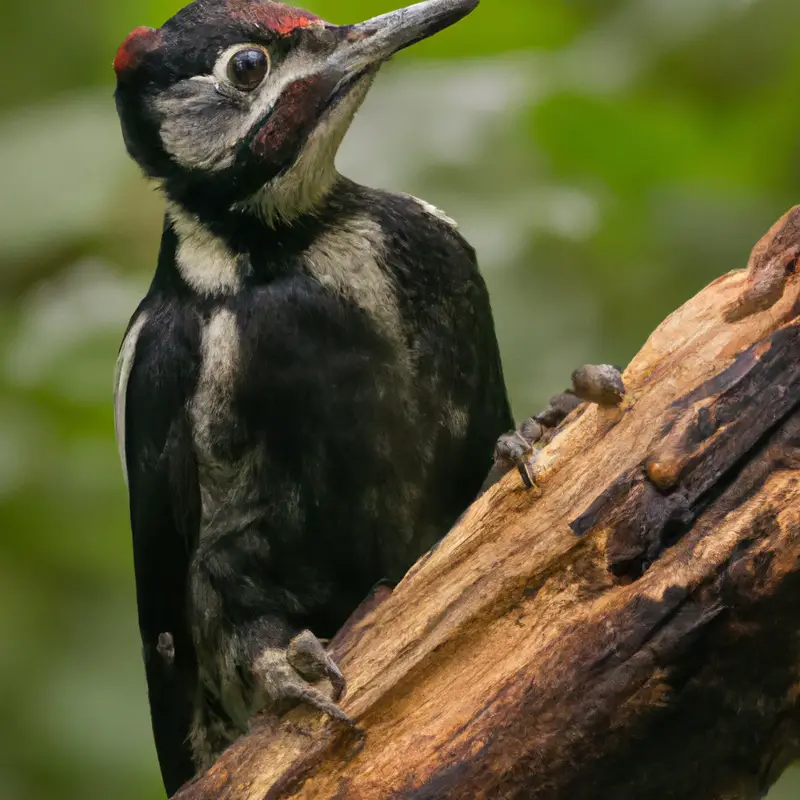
[404,194,459,229]
[168,205,241,295]
[114,312,149,487]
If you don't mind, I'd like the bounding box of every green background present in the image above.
[1,0,799,797]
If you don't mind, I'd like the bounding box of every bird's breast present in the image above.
[191,307,241,456]
[189,306,261,537]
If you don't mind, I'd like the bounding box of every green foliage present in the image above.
[1,0,799,797]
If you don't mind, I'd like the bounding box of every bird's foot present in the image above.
[482,364,626,493]
[253,630,355,727]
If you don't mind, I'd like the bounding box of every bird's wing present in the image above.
[115,304,200,796]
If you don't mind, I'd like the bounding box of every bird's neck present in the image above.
[153,177,379,297]
[235,150,341,229]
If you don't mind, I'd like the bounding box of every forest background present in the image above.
[0,0,798,797]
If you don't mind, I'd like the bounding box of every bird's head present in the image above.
[114,0,478,222]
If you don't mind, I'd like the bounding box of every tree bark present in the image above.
[175,209,800,800]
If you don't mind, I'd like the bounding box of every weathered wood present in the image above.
[175,208,800,800]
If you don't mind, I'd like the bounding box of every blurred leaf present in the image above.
[0,92,133,269]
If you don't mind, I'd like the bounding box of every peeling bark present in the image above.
[174,208,800,800]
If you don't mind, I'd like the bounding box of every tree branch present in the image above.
[175,208,800,800]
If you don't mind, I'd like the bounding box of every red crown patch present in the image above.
[227,0,323,36]
[114,26,163,74]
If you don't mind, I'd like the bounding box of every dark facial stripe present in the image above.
[249,74,338,166]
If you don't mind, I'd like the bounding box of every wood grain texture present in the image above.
[174,208,800,800]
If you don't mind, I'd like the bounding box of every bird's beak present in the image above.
[330,0,479,77]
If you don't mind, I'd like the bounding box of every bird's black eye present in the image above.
[227,47,270,91]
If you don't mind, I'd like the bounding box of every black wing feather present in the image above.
[120,302,201,796]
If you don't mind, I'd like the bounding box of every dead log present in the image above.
[175,208,800,800]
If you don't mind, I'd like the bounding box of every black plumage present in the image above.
[113,0,513,794]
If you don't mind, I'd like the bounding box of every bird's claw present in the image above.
[494,429,537,488]
[484,364,626,493]
[571,364,626,406]
[255,630,355,727]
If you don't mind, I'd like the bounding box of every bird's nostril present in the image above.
[345,26,377,43]
[302,26,339,55]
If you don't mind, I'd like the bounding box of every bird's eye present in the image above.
[227,47,270,91]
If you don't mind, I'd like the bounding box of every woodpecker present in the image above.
[112,0,515,792]
[113,0,624,794]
